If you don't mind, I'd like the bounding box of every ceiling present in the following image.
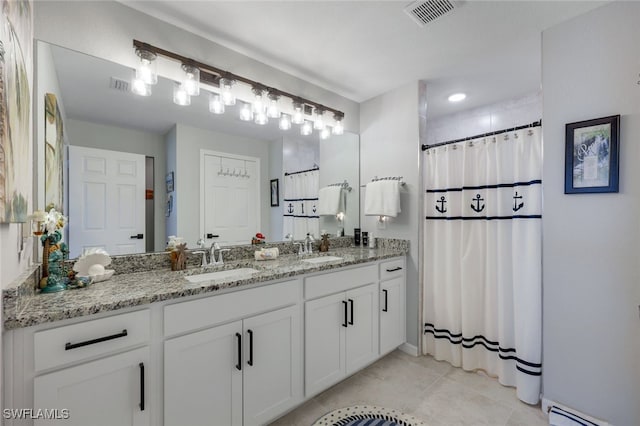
[122,0,606,118]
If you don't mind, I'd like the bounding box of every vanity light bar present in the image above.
[132,39,345,121]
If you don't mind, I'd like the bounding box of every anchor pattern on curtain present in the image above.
[423,126,542,404]
[283,169,319,240]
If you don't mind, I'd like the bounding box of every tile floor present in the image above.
[270,350,548,426]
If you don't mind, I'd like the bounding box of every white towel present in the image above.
[318,186,344,215]
[364,180,401,217]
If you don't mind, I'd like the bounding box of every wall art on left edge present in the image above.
[0,0,33,223]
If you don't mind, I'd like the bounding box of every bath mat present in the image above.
[312,405,427,426]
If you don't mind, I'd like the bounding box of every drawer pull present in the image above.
[235,333,242,371]
[348,299,354,325]
[247,329,254,366]
[139,362,145,411]
[385,267,402,272]
[342,301,348,328]
[382,289,389,312]
[64,329,128,351]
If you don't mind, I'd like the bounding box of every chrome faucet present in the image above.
[209,242,221,265]
[294,242,304,257]
[305,233,315,255]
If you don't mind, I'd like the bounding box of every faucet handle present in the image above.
[217,248,231,265]
[192,251,207,268]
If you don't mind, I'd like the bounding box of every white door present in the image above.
[304,292,346,396]
[380,276,405,355]
[68,146,146,258]
[34,347,149,426]
[243,305,302,426]
[346,283,379,374]
[164,321,243,426]
[201,151,260,246]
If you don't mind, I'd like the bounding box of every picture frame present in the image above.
[166,172,174,193]
[270,178,279,207]
[565,115,620,194]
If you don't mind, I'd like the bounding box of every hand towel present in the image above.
[364,180,401,217]
[318,186,344,215]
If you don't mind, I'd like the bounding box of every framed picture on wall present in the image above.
[270,179,279,207]
[565,115,620,194]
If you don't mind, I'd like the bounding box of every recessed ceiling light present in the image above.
[448,93,466,103]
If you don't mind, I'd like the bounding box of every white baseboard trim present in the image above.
[542,396,610,426]
[398,342,419,357]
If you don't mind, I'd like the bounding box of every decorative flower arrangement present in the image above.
[28,208,69,293]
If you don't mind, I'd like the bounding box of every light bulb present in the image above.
[182,64,200,96]
[292,101,304,124]
[220,78,236,106]
[209,93,225,114]
[301,120,313,136]
[252,89,266,113]
[135,48,157,85]
[131,77,151,96]
[173,82,190,106]
[320,126,331,140]
[254,110,268,125]
[267,92,280,118]
[314,108,325,130]
[239,102,253,121]
[332,115,344,135]
[279,113,292,130]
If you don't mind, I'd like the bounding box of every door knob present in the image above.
[130,234,144,239]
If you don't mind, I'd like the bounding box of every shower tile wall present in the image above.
[426,91,542,146]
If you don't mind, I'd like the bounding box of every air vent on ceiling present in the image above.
[109,77,130,93]
[404,0,462,27]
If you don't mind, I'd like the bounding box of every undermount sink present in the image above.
[302,256,344,264]
[185,268,259,283]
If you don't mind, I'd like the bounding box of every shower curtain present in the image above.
[422,126,542,404]
[283,169,319,240]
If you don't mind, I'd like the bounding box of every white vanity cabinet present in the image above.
[379,258,406,355]
[34,347,150,426]
[163,280,302,426]
[30,310,152,426]
[304,264,379,397]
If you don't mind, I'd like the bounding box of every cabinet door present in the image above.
[243,305,302,426]
[305,292,347,396]
[164,321,242,426]
[380,276,405,355]
[34,347,149,426]
[345,283,379,374]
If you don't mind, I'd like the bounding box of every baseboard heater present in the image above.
[543,399,609,426]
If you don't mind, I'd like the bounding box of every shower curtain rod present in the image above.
[421,119,542,151]
[284,166,319,176]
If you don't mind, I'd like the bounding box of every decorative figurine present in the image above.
[319,234,330,252]
[31,209,69,293]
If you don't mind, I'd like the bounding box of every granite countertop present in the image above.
[3,246,406,330]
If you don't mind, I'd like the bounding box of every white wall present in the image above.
[282,136,319,174]
[33,1,359,133]
[426,92,542,146]
[319,133,360,236]
[360,81,422,347]
[542,2,640,424]
[165,126,177,240]
[269,138,284,240]
[65,119,167,252]
[172,124,271,247]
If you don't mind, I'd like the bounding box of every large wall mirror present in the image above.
[35,41,360,258]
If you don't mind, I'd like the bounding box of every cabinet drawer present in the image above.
[34,309,150,372]
[305,264,377,300]
[164,279,300,337]
[379,258,405,281]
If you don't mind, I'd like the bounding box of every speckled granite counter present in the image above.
[3,245,407,330]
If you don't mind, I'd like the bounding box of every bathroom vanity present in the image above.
[2,246,406,426]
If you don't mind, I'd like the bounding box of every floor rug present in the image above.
[312,405,427,426]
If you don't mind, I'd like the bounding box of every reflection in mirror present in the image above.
[35,41,359,257]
